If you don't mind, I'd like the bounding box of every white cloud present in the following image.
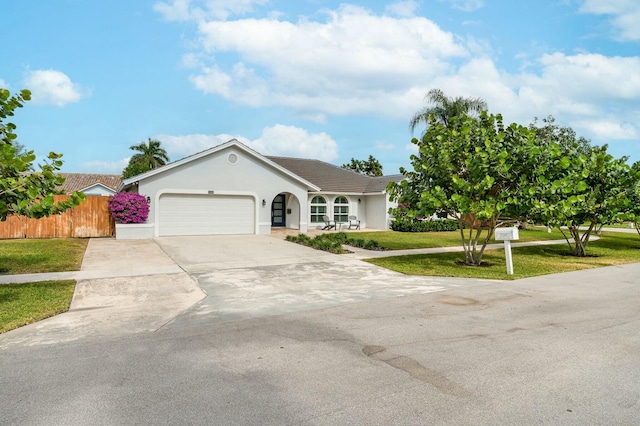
[580,0,640,41]
[154,0,268,21]
[185,4,467,117]
[23,70,86,106]
[571,119,638,141]
[0,78,8,89]
[385,0,420,18]
[438,0,485,12]
[157,125,339,161]
[405,143,419,153]
[156,133,235,157]
[79,158,130,174]
[247,125,338,161]
[159,2,640,146]
[375,140,396,150]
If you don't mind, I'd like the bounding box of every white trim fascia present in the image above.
[119,139,320,192]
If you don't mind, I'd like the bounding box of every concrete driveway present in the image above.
[154,235,493,327]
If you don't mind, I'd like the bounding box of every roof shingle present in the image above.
[267,156,403,193]
[57,173,122,194]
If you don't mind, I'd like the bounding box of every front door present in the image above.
[271,194,286,227]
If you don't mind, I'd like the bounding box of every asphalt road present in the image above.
[1,260,639,425]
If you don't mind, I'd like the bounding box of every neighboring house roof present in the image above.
[267,156,403,194]
[57,173,122,194]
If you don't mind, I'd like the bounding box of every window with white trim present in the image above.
[333,196,349,222]
[310,196,327,223]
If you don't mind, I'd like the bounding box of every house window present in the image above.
[310,196,327,223]
[333,196,349,222]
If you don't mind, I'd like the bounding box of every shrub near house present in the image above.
[108,192,149,224]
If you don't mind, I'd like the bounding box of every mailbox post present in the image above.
[494,227,519,275]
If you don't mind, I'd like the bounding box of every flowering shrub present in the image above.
[108,192,149,224]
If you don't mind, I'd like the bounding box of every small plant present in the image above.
[285,232,385,253]
[108,192,149,224]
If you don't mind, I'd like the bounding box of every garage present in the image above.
[158,193,255,236]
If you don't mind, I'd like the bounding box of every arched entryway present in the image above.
[271,193,301,230]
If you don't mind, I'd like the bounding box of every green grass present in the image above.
[352,227,566,250]
[0,238,89,274]
[0,280,76,333]
[365,232,640,280]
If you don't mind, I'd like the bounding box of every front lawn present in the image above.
[0,238,89,274]
[352,227,566,250]
[0,280,76,333]
[365,232,640,280]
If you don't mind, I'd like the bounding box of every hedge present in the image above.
[391,218,458,232]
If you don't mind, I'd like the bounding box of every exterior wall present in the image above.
[136,147,310,236]
[115,223,154,240]
[365,193,395,230]
[284,193,301,230]
[81,184,116,196]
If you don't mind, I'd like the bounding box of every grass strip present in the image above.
[0,280,76,334]
[352,227,566,251]
[0,238,89,275]
[365,232,640,280]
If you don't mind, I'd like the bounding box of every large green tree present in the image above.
[0,88,84,221]
[341,155,383,176]
[122,138,169,179]
[409,88,487,133]
[524,129,632,256]
[627,161,640,237]
[389,112,540,266]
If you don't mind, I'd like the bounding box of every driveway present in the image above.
[154,235,491,327]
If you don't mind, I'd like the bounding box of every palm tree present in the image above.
[410,89,487,134]
[129,138,169,169]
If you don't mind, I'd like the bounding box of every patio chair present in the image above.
[322,215,336,230]
[347,215,360,230]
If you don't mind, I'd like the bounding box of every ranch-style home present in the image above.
[117,139,402,238]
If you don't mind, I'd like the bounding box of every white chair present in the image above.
[322,215,336,230]
[347,215,360,230]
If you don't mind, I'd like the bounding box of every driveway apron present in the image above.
[154,235,495,328]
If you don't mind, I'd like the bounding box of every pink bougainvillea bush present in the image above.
[108,192,149,224]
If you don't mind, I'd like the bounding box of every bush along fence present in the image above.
[391,217,458,232]
[286,232,385,254]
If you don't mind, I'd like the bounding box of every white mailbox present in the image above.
[494,227,519,275]
[495,227,519,241]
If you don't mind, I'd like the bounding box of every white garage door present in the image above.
[159,194,255,236]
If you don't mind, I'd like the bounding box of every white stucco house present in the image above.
[117,139,402,238]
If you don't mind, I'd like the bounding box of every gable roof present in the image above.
[119,139,403,194]
[119,139,320,191]
[267,156,403,193]
[57,173,121,194]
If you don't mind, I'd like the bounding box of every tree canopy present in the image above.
[409,88,487,134]
[393,103,639,261]
[0,88,84,221]
[341,155,383,177]
[122,138,169,179]
[389,112,540,265]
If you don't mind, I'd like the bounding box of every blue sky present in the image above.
[2,0,639,175]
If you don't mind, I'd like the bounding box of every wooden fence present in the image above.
[0,195,115,239]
